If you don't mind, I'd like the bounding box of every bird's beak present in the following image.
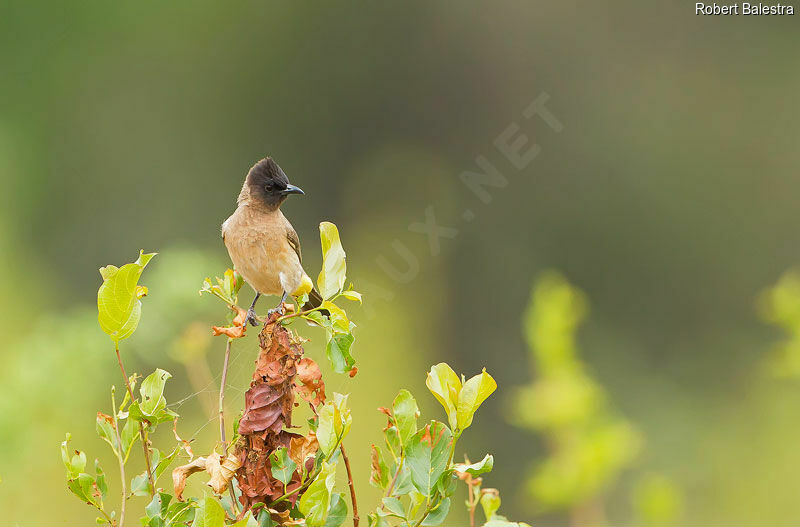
[282,184,305,196]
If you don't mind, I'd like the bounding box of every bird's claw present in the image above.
[245,308,260,327]
[267,303,286,319]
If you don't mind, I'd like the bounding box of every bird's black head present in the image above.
[245,157,304,209]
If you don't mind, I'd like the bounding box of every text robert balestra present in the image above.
[696,3,795,14]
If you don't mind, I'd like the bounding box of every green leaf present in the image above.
[201,268,244,306]
[269,447,297,487]
[326,332,355,374]
[94,460,108,500]
[367,511,390,527]
[316,394,352,457]
[323,493,348,527]
[369,445,389,489]
[454,454,494,477]
[480,491,501,521]
[61,434,86,478]
[97,250,156,342]
[392,390,419,448]
[193,496,227,527]
[425,364,461,430]
[421,498,450,526]
[405,421,453,497]
[339,289,362,304]
[383,426,402,462]
[381,497,405,518]
[456,369,496,431]
[317,222,347,299]
[95,414,118,454]
[120,419,139,460]
[299,460,338,527]
[139,369,172,416]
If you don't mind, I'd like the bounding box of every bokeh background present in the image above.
[2,2,800,526]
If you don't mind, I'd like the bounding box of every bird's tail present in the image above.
[302,288,327,314]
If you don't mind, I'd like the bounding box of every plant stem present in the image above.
[467,474,476,527]
[339,443,360,527]
[111,388,126,527]
[218,338,240,515]
[383,456,404,501]
[115,343,156,497]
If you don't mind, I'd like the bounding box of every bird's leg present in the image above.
[245,292,261,327]
[267,291,288,319]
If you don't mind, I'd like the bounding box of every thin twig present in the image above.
[111,388,126,527]
[218,338,240,515]
[115,344,155,497]
[339,443,360,527]
[384,457,404,500]
[467,474,476,527]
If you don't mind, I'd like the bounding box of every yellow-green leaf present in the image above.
[425,363,461,430]
[317,222,347,299]
[456,369,496,431]
[97,250,156,343]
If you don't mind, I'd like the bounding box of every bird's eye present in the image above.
[265,183,275,192]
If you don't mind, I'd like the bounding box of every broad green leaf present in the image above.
[269,447,297,487]
[405,421,453,496]
[97,250,156,342]
[425,364,461,430]
[456,369,496,431]
[421,498,450,526]
[299,461,338,527]
[480,490,501,521]
[323,493,348,527]
[193,496,227,527]
[326,332,355,374]
[393,390,419,448]
[317,222,347,299]
[139,369,172,416]
[381,497,405,518]
[454,454,494,477]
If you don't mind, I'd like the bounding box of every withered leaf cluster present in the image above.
[234,315,323,512]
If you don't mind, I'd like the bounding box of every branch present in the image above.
[339,443,360,527]
[218,337,240,515]
[111,388,127,527]
[115,344,155,497]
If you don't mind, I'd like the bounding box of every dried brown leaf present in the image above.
[172,457,206,501]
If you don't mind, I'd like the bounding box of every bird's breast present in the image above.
[222,207,303,296]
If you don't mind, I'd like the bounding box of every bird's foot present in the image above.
[267,303,286,319]
[245,308,260,327]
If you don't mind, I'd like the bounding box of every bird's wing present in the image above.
[286,225,302,264]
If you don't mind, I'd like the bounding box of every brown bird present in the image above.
[222,157,323,326]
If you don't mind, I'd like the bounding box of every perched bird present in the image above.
[222,157,323,326]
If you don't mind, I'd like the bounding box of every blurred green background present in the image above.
[2,1,800,526]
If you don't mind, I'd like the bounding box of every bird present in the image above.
[221,157,324,326]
